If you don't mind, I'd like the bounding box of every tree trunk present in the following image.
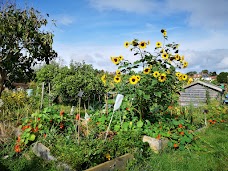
[0,68,7,97]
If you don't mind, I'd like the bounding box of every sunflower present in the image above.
[175,72,182,77]
[147,40,150,45]
[158,73,167,82]
[101,74,106,85]
[116,69,121,76]
[187,78,193,84]
[180,55,185,62]
[178,75,182,81]
[182,74,188,81]
[160,49,164,53]
[118,55,124,61]
[139,41,147,49]
[124,41,130,48]
[111,57,120,65]
[162,53,169,60]
[153,71,160,78]
[143,67,150,74]
[136,75,141,81]
[163,30,167,37]
[156,41,162,48]
[175,54,180,61]
[129,75,138,85]
[131,40,138,46]
[114,75,121,83]
[183,61,188,68]
[148,64,153,69]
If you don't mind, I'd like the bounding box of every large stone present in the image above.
[142,135,168,153]
[31,142,56,161]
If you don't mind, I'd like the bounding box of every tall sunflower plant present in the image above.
[101,29,192,122]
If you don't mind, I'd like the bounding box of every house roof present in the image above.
[183,80,224,93]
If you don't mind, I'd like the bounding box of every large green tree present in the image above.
[0,5,57,96]
[217,72,228,83]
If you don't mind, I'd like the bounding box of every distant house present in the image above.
[179,81,224,106]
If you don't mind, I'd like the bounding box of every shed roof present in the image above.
[183,80,224,93]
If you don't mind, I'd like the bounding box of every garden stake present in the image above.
[105,94,124,141]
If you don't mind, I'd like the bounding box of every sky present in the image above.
[8,0,228,73]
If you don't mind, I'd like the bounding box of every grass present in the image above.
[127,122,228,171]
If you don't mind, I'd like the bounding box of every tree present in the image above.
[0,5,57,96]
[187,71,197,76]
[217,72,228,83]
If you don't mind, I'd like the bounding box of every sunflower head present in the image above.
[163,30,167,37]
[180,55,185,62]
[158,73,167,82]
[131,40,138,46]
[118,55,124,61]
[153,71,160,78]
[175,54,180,61]
[182,74,188,81]
[188,78,193,84]
[129,75,138,85]
[101,74,107,85]
[183,61,188,68]
[156,42,162,48]
[143,67,150,74]
[111,57,120,65]
[162,53,169,60]
[116,70,121,76]
[175,72,182,77]
[136,75,141,81]
[114,75,121,83]
[147,40,150,45]
[124,41,129,48]
[139,41,146,49]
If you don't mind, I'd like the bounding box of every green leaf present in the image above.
[114,125,120,131]
[137,120,144,128]
[29,134,36,141]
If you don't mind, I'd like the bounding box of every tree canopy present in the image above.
[0,4,57,95]
[217,72,228,83]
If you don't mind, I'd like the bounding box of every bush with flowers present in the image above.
[101,29,192,121]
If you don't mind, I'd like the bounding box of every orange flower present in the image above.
[178,124,183,128]
[156,134,161,140]
[17,136,21,143]
[173,143,179,148]
[75,114,80,120]
[168,106,173,110]
[60,123,64,129]
[44,134,47,138]
[221,120,225,123]
[60,110,64,116]
[38,118,41,121]
[208,119,213,123]
[180,131,184,136]
[32,126,39,133]
[14,144,21,153]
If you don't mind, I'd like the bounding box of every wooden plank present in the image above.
[85,153,134,171]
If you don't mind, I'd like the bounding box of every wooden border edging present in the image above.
[84,153,134,171]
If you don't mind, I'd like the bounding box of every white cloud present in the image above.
[166,0,228,29]
[55,15,74,26]
[88,0,160,13]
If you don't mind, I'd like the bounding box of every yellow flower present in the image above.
[182,74,188,81]
[116,70,121,76]
[136,75,141,81]
[105,153,111,161]
[101,74,106,85]
[175,54,180,61]
[143,67,150,74]
[176,72,182,77]
[158,73,167,82]
[139,41,147,49]
[178,75,182,81]
[111,57,120,65]
[124,41,129,48]
[118,55,124,61]
[180,55,185,62]
[129,75,138,85]
[162,53,169,60]
[183,61,188,68]
[156,41,162,48]
[188,78,193,84]
[163,30,167,37]
[153,71,160,78]
[147,40,150,45]
[114,75,121,83]
[160,49,164,53]
[131,40,138,46]
[148,64,152,69]
[167,69,171,74]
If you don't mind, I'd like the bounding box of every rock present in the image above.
[31,142,56,161]
[142,136,160,153]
